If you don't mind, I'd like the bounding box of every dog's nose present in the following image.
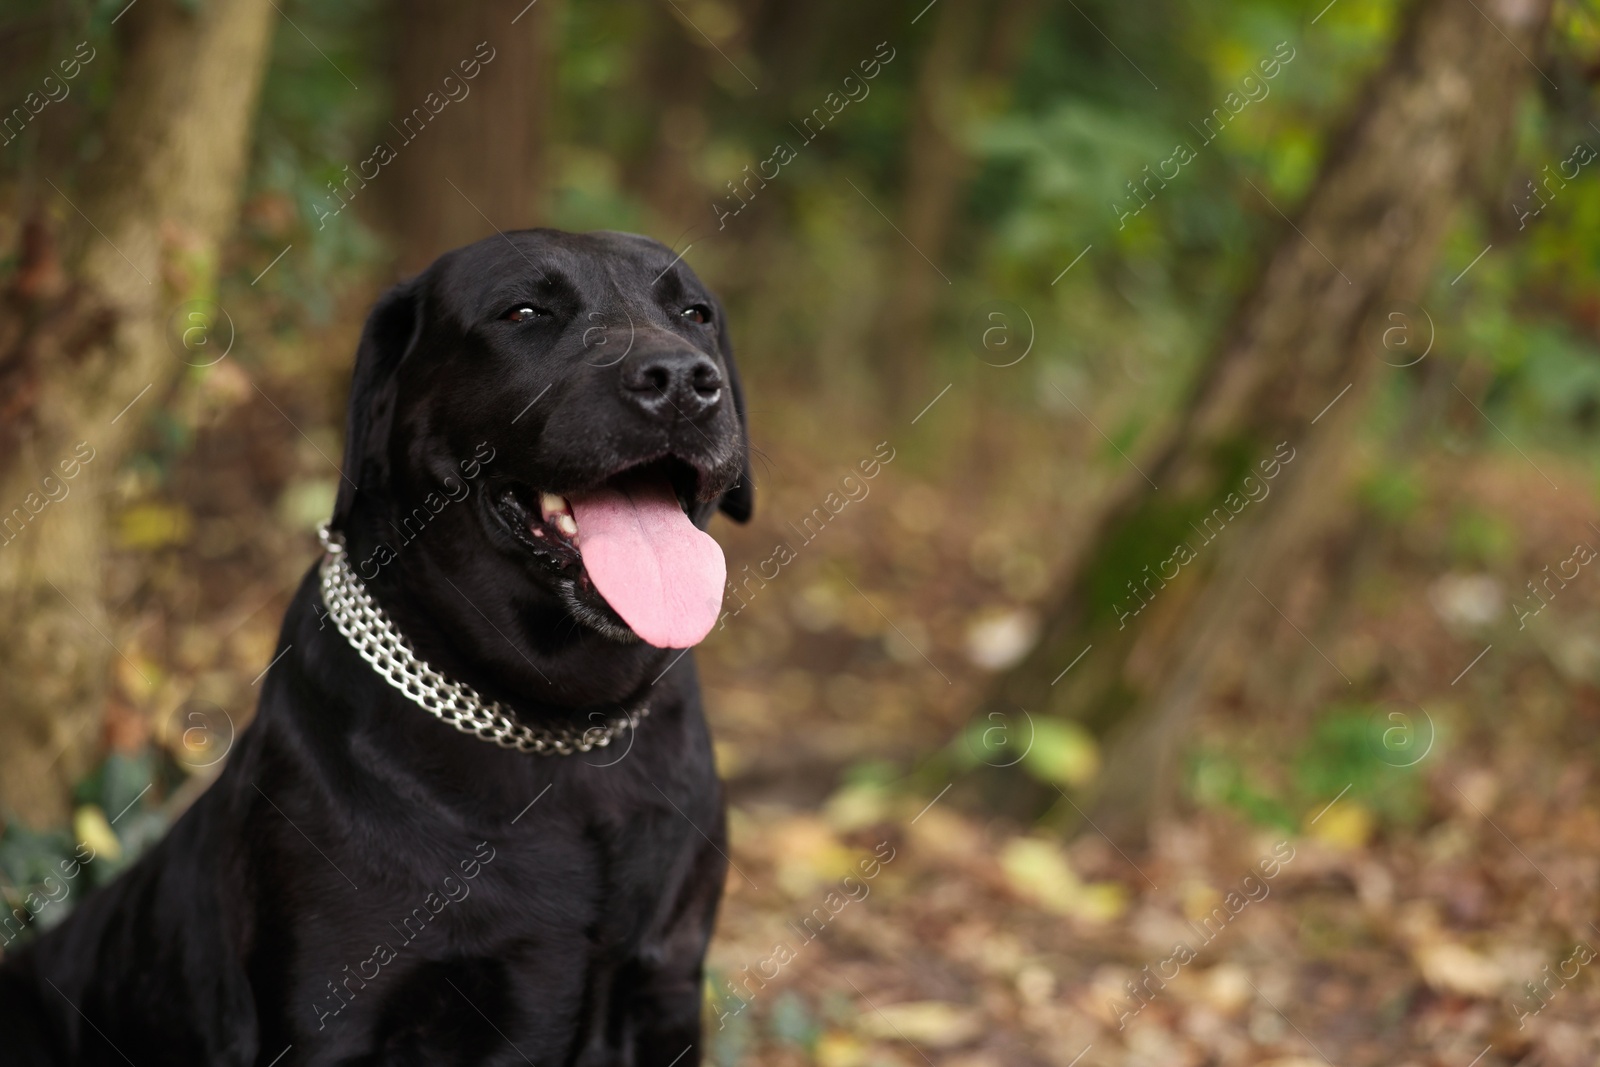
[621,349,723,421]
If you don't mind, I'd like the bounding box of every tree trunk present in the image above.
[877,0,1041,407]
[387,0,561,273]
[0,0,276,826]
[873,0,998,408]
[621,1,713,237]
[960,0,1554,842]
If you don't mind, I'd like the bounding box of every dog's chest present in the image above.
[283,768,713,1058]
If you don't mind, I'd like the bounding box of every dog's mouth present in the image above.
[494,458,726,648]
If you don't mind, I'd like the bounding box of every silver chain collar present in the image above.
[316,524,648,756]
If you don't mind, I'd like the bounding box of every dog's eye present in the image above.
[681,305,712,325]
[503,305,550,323]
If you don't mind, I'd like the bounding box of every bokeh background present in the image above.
[5,0,1600,1063]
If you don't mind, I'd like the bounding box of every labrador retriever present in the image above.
[0,228,752,1066]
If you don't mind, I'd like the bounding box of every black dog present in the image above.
[0,229,752,1066]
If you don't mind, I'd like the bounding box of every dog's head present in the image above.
[329,229,751,707]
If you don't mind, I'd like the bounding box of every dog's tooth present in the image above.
[539,492,568,519]
[553,513,578,539]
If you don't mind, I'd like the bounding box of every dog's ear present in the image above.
[711,293,753,523]
[330,280,423,530]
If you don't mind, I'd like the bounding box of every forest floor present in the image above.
[695,419,1600,1067]
[59,351,1600,1066]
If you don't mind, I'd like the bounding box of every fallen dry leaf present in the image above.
[857,1000,984,1048]
[1414,942,1505,998]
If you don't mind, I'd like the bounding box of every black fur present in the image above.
[0,229,752,1066]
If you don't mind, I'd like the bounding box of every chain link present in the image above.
[316,524,647,756]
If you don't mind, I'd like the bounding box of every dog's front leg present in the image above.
[624,806,728,1067]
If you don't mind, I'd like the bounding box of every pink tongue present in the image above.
[568,476,726,648]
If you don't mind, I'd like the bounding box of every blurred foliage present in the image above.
[0,748,170,938]
[1190,702,1427,838]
